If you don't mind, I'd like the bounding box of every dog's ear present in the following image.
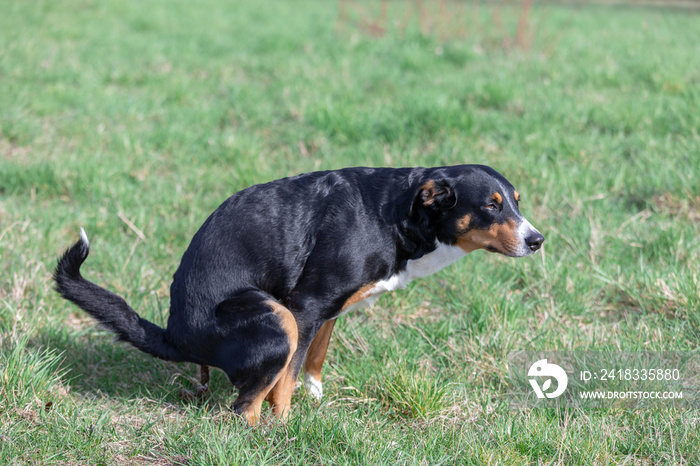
[409,179,457,217]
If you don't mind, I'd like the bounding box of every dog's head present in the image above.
[409,165,544,257]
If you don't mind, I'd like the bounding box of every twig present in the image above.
[117,210,147,241]
[121,236,141,274]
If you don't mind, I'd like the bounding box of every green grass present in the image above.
[1,0,699,463]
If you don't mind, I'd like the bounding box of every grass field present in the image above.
[1,0,699,464]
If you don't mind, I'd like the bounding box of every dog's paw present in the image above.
[304,373,323,400]
[179,384,209,402]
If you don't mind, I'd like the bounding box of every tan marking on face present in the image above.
[456,214,471,233]
[456,219,520,255]
[304,319,336,381]
[342,283,377,310]
[491,192,503,204]
[514,191,520,202]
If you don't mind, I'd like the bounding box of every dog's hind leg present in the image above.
[196,364,210,396]
[302,319,336,400]
[199,364,210,386]
[179,364,211,401]
[214,292,298,425]
[264,358,298,421]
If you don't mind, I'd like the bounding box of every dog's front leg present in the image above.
[303,319,336,400]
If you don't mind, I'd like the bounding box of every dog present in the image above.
[54,165,544,424]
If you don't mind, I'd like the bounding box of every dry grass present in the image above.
[337,0,539,50]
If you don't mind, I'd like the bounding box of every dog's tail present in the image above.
[53,228,185,362]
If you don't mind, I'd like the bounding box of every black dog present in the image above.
[54,165,543,424]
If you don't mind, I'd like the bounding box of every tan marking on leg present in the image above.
[265,365,298,421]
[238,301,299,425]
[266,300,299,353]
[304,319,336,381]
[266,300,298,421]
[342,283,377,311]
[456,219,520,255]
[239,391,268,426]
[491,192,503,204]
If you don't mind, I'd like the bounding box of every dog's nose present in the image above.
[525,231,544,251]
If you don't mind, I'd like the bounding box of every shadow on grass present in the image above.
[33,326,234,407]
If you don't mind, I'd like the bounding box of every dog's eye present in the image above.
[483,203,498,211]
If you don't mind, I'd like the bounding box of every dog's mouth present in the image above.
[484,244,523,257]
[455,217,544,257]
[484,234,544,257]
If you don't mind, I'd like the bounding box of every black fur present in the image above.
[54,236,185,361]
[54,165,543,417]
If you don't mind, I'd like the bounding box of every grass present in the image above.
[1,0,699,463]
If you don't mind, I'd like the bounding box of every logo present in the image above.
[528,359,568,399]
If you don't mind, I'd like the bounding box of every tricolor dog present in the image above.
[54,165,544,424]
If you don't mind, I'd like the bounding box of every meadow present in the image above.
[1,0,699,464]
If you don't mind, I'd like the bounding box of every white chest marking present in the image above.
[339,242,467,315]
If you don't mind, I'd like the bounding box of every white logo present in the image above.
[528,359,568,399]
